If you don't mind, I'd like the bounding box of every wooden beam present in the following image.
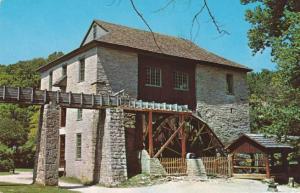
[191,123,206,147]
[153,121,185,158]
[180,115,186,159]
[148,111,153,157]
[265,154,270,178]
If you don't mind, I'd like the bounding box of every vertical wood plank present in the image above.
[148,111,153,157]
[180,115,186,159]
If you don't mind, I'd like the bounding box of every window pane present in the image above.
[76,133,82,159]
[226,74,234,94]
[79,59,85,82]
[77,109,83,120]
[173,71,189,90]
[145,66,161,87]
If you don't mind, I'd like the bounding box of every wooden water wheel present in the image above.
[143,114,224,158]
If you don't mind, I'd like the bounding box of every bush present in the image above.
[0,144,14,172]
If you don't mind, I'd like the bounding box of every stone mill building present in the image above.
[37,20,251,185]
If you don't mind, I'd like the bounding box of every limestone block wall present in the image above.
[35,103,60,186]
[40,48,99,182]
[99,108,128,186]
[195,64,250,144]
[96,47,138,97]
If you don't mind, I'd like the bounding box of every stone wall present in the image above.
[97,47,138,97]
[35,103,60,186]
[195,64,250,144]
[98,108,128,186]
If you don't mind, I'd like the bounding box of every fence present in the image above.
[201,157,232,177]
[159,158,187,175]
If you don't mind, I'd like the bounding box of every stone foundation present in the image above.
[98,108,127,186]
[186,159,207,179]
[35,103,60,186]
[141,150,167,176]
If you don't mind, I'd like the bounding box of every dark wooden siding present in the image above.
[138,55,196,109]
[228,137,266,154]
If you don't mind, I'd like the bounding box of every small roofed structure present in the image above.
[226,133,293,182]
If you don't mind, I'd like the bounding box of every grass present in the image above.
[15,168,33,172]
[0,172,11,176]
[0,182,78,193]
[0,168,33,176]
[59,176,82,184]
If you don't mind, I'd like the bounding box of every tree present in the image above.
[0,52,63,168]
[241,0,300,83]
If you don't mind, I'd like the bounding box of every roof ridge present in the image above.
[94,19,193,42]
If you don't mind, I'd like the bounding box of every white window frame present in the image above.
[145,66,162,87]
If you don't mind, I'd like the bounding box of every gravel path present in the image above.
[0,172,299,193]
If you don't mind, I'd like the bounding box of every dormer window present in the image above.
[93,25,97,40]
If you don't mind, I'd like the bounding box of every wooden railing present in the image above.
[201,157,231,177]
[0,86,191,112]
[159,158,187,175]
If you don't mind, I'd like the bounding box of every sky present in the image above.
[0,0,277,71]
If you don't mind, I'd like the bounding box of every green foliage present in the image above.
[242,0,300,142]
[242,0,300,84]
[0,144,14,172]
[0,52,63,168]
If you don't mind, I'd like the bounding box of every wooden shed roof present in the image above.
[226,133,293,153]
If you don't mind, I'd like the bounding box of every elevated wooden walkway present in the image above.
[0,86,190,113]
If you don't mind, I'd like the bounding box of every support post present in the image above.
[148,111,153,157]
[265,154,270,178]
[32,105,44,184]
[180,115,186,159]
[34,103,60,186]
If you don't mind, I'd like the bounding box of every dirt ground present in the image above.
[0,172,299,193]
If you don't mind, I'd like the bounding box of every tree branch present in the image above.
[129,0,162,51]
[203,0,230,35]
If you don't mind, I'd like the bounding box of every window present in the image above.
[93,25,97,39]
[226,74,234,95]
[62,65,67,76]
[61,108,66,127]
[79,59,85,82]
[49,71,53,91]
[173,71,189,90]
[77,109,83,121]
[76,133,82,160]
[145,66,162,87]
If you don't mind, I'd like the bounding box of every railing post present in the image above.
[3,85,6,100]
[31,88,35,103]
